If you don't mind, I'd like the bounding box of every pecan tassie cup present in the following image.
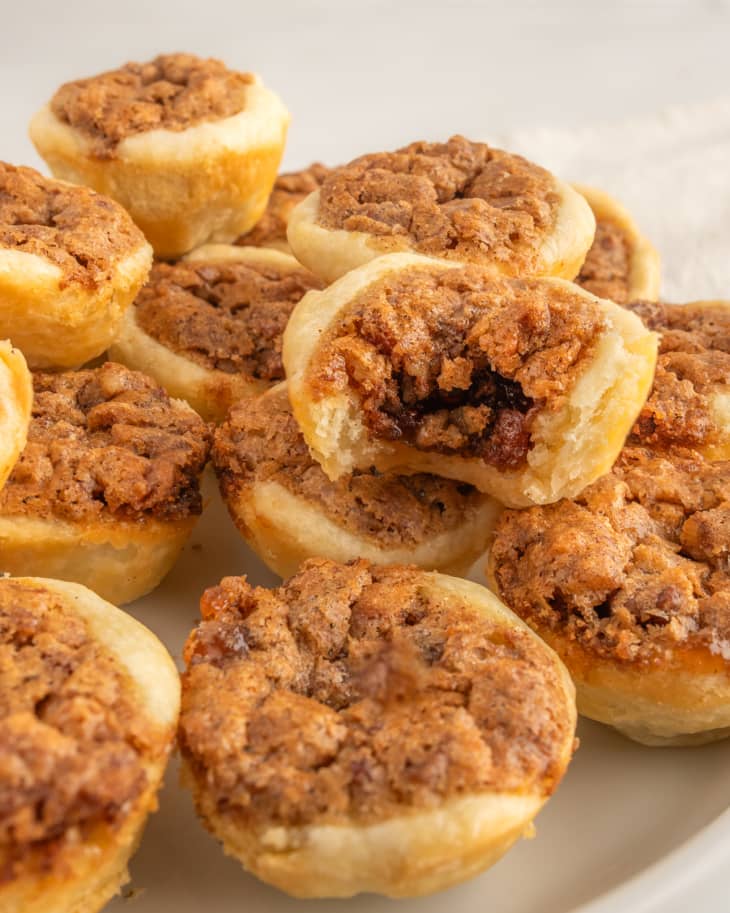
[489,446,730,746]
[0,363,211,604]
[109,244,323,423]
[212,383,501,577]
[287,136,595,283]
[573,184,660,303]
[283,253,658,507]
[179,559,576,897]
[30,54,289,258]
[0,576,179,913]
[0,163,152,369]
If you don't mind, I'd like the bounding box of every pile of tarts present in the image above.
[0,49,727,911]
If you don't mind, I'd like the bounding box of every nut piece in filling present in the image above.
[179,558,576,898]
[0,362,212,604]
[109,244,323,423]
[235,163,331,254]
[286,135,596,283]
[0,162,152,369]
[283,253,658,508]
[212,384,502,577]
[489,446,730,746]
[627,299,730,460]
[573,185,660,304]
[30,53,290,258]
[0,576,179,913]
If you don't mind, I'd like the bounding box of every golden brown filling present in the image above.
[179,559,571,830]
[135,259,322,376]
[0,163,145,287]
[492,447,730,665]
[50,53,253,157]
[310,266,605,470]
[0,363,211,523]
[627,301,730,451]
[0,580,157,878]
[236,163,330,248]
[317,136,560,268]
[213,387,487,548]
[575,219,631,303]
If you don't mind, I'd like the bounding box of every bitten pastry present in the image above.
[574,185,660,303]
[235,163,331,254]
[489,446,730,746]
[0,341,32,491]
[283,253,658,507]
[286,135,595,283]
[627,299,730,459]
[0,576,179,913]
[0,363,211,604]
[0,163,152,369]
[30,53,290,258]
[109,244,323,422]
[179,559,576,897]
[212,384,501,576]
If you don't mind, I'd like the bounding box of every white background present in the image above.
[1,1,730,910]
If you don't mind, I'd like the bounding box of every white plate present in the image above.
[108,477,730,913]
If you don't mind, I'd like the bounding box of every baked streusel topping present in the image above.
[50,53,253,157]
[492,447,730,665]
[180,559,571,829]
[0,162,146,287]
[575,219,631,303]
[0,363,211,523]
[135,258,322,376]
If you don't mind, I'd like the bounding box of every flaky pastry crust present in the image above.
[283,253,658,507]
[0,577,179,913]
[0,341,31,491]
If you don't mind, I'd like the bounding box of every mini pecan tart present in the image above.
[0,576,179,913]
[179,559,576,897]
[212,383,501,576]
[287,135,595,283]
[109,244,323,422]
[283,253,657,507]
[489,446,730,746]
[30,54,289,258]
[0,363,211,604]
[573,185,660,303]
[0,163,151,369]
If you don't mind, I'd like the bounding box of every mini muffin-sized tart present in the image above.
[179,558,577,897]
[489,446,730,746]
[109,244,323,422]
[0,363,211,604]
[573,185,660,304]
[0,163,152,369]
[283,253,658,507]
[627,299,730,460]
[0,576,179,913]
[235,163,331,254]
[212,384,501,577]
[30,53,290,258]
[0,341,32,491]
[286,135,595,283]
